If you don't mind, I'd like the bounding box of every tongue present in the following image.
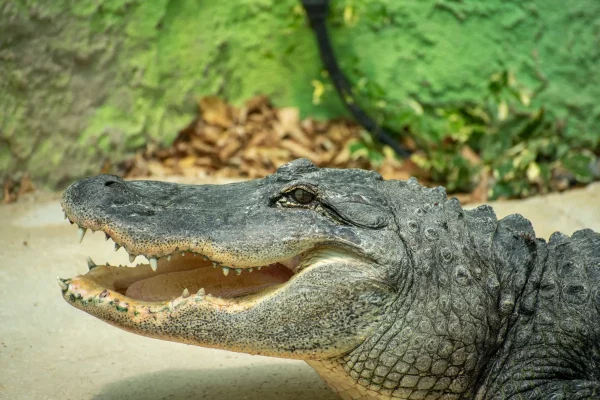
[125,264,293,301]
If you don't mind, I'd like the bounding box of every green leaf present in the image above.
[562,152,596,182]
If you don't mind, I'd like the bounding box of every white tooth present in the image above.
[77,227,87,243]
[105,233,110,241]
[193,253,197,257]
[212,262,218,268]
[281,255,301,270]
[64,211,67,220]
[222,267,230,276]
[149,257,158,272]
[114,243,121,251]
[86,257,96,270]
[167,255,171,262]
[57,277,68,291]
[181,288,190,298]
[248,268,253,273]
[257,266,262,271]
[235,268,242,275]
[181,252,185,256]
[197,288,206,296]
[129,254,136,263]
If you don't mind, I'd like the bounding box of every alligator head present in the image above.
[61,158,526,399]
[60,159,404,360]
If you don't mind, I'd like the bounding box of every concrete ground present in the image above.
[1,179,599,400]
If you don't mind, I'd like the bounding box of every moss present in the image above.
[0,146,11,173]
[1,0,599,188]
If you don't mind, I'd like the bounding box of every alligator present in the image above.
[59,158,600,400]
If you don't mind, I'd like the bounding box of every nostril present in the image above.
[104,180,118,187]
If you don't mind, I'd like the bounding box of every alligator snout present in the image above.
[63,174,135,209]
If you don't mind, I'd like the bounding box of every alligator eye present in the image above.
[291,188,315,204]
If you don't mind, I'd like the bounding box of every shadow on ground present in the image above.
[92,365,337,400]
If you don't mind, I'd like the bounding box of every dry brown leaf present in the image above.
[243,146,290,162]
[237,106,249,125]
[470,169,489,203]
[248,113,266,124]
[214,166,240,177]
[147,160,170,176]
[247,130,270,147]
[275,108,312,147]
[17,174,35,196]
[163,157,178,168]
[195,156,214,167]
[245,95,270,114]
[178,156,197,170]
[219,139,242,161]
[277,107,300,128]
[315,136,335,151]
[174,141,191,154]
[181,167,202,178]
[328,122,351,142]
[300,118,315,136]
[123,94,448,202]
[3,180,14,204]
[155,147,175,159]
[320,150,338,164]
[461,145,482,166]
[199,96,232,128]
[280,140,320,163]
[190,138,215,154]
[332,146,351,165]
[201,125,223,145]
[287,126,312,148]
[379,165,412,181]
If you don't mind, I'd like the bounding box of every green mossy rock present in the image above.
[1,0,599,188]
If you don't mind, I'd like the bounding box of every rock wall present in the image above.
[1,0,598,187]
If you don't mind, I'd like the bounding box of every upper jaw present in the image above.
[60,203,365,307]
[60,220,315,303]
[60,175,319,267]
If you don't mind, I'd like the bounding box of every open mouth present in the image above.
[59,220,323,311]
[77,249,302,303]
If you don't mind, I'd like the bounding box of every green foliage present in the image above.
[350,71,599,199]
[348,131,387,167]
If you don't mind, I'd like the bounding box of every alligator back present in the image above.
[479,228,600,399]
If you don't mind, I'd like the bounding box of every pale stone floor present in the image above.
[1,179,598,400]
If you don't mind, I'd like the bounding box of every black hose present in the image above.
[301,0,411,158]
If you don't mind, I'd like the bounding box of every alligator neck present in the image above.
[308,205,542,399]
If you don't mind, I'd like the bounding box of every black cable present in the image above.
[301,0,411,158]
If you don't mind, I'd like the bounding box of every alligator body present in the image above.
[60,159,600,399]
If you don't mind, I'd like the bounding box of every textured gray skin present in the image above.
[61,159,600,400]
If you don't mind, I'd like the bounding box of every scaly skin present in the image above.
[60,159,600,399]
